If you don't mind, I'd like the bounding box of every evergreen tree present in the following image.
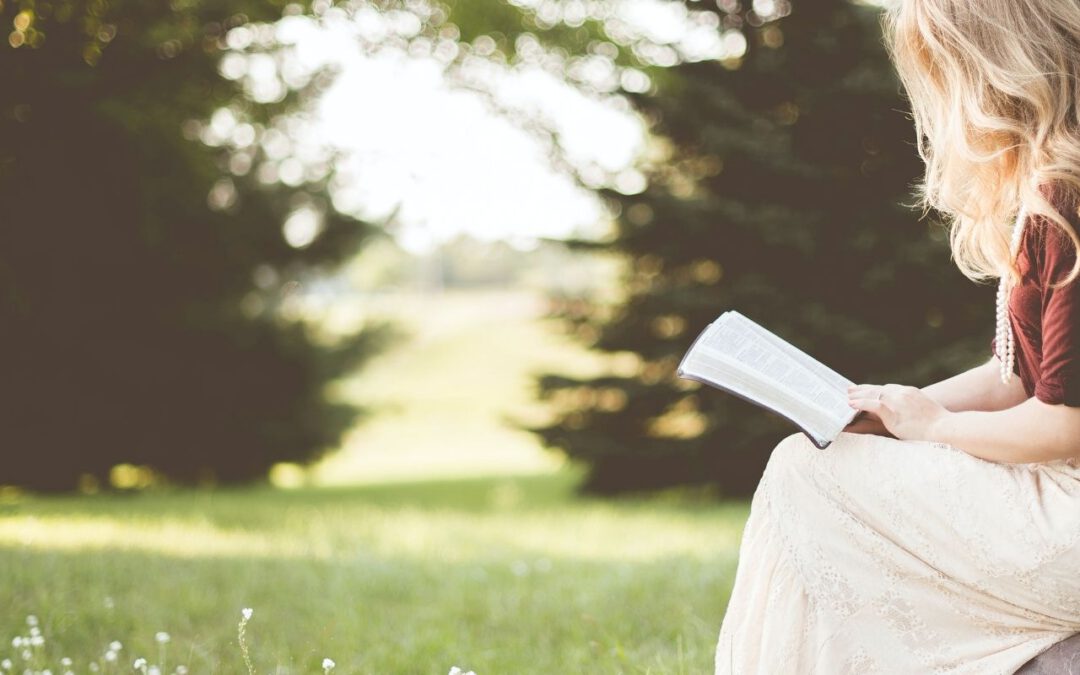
[529,0,994,496]
[0,0,392,489]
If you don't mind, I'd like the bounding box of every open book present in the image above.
[676,310,859,449]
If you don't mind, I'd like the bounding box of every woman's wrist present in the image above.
[923,401,1080,464]
[924,408,956,446]
[918,359,1001,413]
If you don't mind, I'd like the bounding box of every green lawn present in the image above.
[0,289,746,673]
[0,469,747,674]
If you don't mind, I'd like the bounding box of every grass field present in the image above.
[0,288,748,673]
[0,470,747,674]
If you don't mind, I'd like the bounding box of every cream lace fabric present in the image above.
[715,431,1080,675]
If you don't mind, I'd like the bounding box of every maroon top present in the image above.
[991,185,1080,406]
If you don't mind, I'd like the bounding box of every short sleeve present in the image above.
[1033,223,1080,406]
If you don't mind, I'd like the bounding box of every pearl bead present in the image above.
[995,204,1027,384]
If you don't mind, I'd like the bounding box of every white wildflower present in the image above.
[155,631,170,644]
[29,635,44,647]
[25,616,37,628]
[19,649,31,661]
[322,657,335,672]
[0,659,10,670]
[60,658,72,667]
[89,663,100,672]
[134,657,147,669]
[11,637,21,649]
[42,670,52,675]
[104,650,117,663]
[148,666,161,675]
[109,641,122,652]
[175,666,188,674]
[238,608,255,675]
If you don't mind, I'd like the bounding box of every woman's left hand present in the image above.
[847,383,951,442]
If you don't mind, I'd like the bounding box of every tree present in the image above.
[526,0,995,496]
[0,0,391,489]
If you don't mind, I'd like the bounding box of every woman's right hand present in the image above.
[843,410,896,438]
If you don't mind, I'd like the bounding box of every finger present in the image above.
[847,384,884,399]
[848,389,884,403]
[848,398,884,414]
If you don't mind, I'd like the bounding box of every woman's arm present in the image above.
[930,397,1080,463]
[848,383,1080,463]
[920,355,1029,412]
[844,355,1027,436]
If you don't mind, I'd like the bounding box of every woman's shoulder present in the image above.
[1029,182,1080,272]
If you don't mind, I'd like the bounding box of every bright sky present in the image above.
[228,0,762,253]
[317,49,640,252]
[229,9,641,253]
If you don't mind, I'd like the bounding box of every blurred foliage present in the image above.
[0,0,392,490]
[518,0,995,496]
[0,0,1000,497]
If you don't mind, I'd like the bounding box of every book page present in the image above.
[741,317,852,391]
[696,318,840,427]
[734,313,856,423]
[681,348,836,444]
[679,312,857,443]
[697,315,844,414]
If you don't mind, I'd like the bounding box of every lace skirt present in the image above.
[715,431,1080,675]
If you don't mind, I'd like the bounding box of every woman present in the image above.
[714,1,1080,673]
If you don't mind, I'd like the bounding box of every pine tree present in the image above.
[530,0,994,496]
[0,0,393,489]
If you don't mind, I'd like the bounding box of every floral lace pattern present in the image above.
[715,431,1080,675]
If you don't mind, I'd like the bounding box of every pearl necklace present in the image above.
[995,203,1028,384]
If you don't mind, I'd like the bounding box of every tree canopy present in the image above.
[522,0,995,496]
[0,0,390,489]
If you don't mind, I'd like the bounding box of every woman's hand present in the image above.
[847,383,951,442]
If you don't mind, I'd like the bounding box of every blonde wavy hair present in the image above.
[881,0,1080,288]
